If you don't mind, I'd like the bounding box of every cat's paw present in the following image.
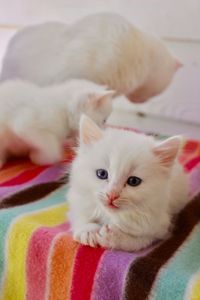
[97,224,154,251]
[96,224,118,249]
[73,223,101,247]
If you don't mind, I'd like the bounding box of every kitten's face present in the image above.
[76,116,181,215]
[93,147,161,213]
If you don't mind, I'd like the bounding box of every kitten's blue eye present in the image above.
[127,176,142,186]
[96,169,108,180]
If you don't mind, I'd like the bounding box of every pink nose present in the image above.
[106,192,119,204]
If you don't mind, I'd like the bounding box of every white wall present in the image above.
[0,0,200,40]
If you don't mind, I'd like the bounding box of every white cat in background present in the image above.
[1,13,181,103]
[0,80,114,168]
[68,115,188,252]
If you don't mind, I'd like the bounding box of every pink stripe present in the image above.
[0,166,47,187]
[26,223,69,300]
[0,164,64,198]
[185,156,200,172]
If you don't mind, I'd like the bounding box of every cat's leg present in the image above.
[29,132,63,165]
[73,223,101,247]
[68,191,102,247]
[96,224,154,252]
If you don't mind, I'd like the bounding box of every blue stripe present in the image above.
[153,224,200,300]
[0,185,67,285]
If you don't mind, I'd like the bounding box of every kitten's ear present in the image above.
[153,136,182,167]
[88,90,116,108]
[79,114,103,145]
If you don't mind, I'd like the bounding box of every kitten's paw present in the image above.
[97,225,154,251]
[96,224,117,249]
[73,223,101,247]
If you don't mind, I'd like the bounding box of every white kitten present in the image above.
[1,13,181,102]
[0,80,114,168]
[68,115,188,252]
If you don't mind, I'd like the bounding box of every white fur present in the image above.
[68,115,188,252]
[0,80,114,167]
[1,13,180,102]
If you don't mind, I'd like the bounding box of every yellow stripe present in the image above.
[1,203,67,300]
[190,273,200,300]
[0,163,35,183]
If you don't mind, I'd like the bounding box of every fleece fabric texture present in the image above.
[0,135,200,300]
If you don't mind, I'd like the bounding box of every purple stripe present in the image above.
[91,250,141,300]
[0,165,65,198]
[92,245,155,300]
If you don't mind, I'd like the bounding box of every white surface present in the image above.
[108,109,200,139]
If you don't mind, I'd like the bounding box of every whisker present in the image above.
[97,191,107,202]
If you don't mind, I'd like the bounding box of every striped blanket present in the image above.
[0,136,200,300]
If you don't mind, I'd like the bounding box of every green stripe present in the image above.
[152,224,200,300]
[0,185,68,285]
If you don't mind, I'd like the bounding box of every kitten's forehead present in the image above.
[98,129,154,171]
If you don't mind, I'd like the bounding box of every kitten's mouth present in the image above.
[105,194,120,209]
[107,202,119,209]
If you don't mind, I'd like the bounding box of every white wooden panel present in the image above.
[0,0,200,40]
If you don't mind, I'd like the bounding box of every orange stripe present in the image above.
[48,234,79,300]
[0,163,35,183]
